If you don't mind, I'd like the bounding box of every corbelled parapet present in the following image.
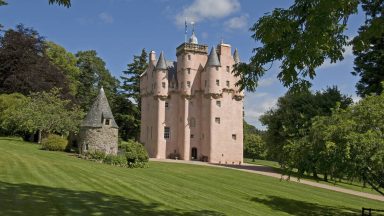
[176,43,208,56]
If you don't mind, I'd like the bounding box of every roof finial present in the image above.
[184,18,188,43]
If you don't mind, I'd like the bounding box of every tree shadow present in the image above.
[250,196,359,216]
[0,181,225,216]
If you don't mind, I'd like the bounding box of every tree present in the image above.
[113,93,141,140]
[45,41,80,97]
[121,49,148,108]
[235,0,383,92]
[48,0,71,7]
[0,93,29,136]
[0,25,71,98]
[260,86,352,169]
[75,50,119,111]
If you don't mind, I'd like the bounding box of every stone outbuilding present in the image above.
[79,87,118,155]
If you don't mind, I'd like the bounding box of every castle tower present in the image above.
[79,87,118,155]
[140,27,243,163]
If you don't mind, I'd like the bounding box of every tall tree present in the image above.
[45,41,80,97]
[75,50,119,111]
[352,1,384,97]
[0,24,71,98]
[235,0,383,92]
[121,49,148,108]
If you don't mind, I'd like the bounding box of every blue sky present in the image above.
[1,0,364,128]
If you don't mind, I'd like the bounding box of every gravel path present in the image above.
[150,158,384,202]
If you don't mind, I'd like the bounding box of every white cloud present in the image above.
[258,77,278,87]
[175,0,240,26]
[319,44,353,69]
[98,12,114,24]
[224,15,248,30]
[244,95,278,128]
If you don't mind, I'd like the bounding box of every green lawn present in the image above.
[0,138,383,216]
[244,158,382,196]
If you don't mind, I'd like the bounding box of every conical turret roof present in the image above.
[155,51,167,70]
[81,87,118,128]
[233,48,240,64]
[206,47,221,67]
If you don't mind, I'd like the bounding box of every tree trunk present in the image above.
[38,130,42,144]
[313,170,318,179]
[323,173,328,182]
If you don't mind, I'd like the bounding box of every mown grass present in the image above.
[244,158,382,196]
[0,138,383,216]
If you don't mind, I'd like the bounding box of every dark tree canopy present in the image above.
[0,25,70,98]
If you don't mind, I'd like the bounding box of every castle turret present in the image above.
[154,52,168,97]
[233,48,240,64]
[205,47,221,95]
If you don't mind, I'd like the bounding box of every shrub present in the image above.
[41,134,68,151]
[104,154,128,167]
[120,140,149,168]
[86,150,106,162]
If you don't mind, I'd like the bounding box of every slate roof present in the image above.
[81,87,118,128]
[155,51,167,70]
[206,47,221,67]
[233,48,240,64]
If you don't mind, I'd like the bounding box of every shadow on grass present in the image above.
[0,181,225,216]
[251,196,358,216]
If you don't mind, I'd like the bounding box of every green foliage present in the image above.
[120,140,149,168]
[86,150,107,162]
[41,134,68,151]
[45,41,80,96]
[75,50,119,111]
[48,0,71,7]
[103,154,128,167]
[0,93,29,136]
[243,121,266,160]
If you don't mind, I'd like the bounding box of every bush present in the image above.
[41,134,68,151]
[104,154,128,167]
[120,140,149,168]
[87,150,106,161]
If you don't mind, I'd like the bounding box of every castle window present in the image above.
[216,80,220,86]
[187,68,191,74]
[232,134,237,140]
[105,119,110,125]
[215,117,220,124]
[187,81,191,88]
[216,101,221,107]
[162,82,166,88]
[226,81,230,87]
[165,102,169,108]
[216,66,219,71]
[85,143,89,151]
[188,55,191,60]
[164,127,170,139]
[205,80,207,87]
[190,118,196,127]
[226,66,230,72]
[190,134,194,138]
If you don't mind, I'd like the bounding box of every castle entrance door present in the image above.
[191,147,197,160]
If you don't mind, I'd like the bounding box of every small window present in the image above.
[215,117,220,124]
[162,82,166,88]
[232,134,237,140]
[164,127,170,139]
[187,81,191,88]
[85,143,89,150]
[165,102,169,108]
[216,66,219,71]
[226,81,230,87]
[105,119,110,125]
[216,80,220,86]
[205,80,208,87]
[190,134,194,138]
[216,101,221,107]
[187,68,191,74]
[190,118,196,127]
[226,66,230,72]
[188,55,191,60]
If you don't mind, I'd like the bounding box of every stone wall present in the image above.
[79,126,118,155]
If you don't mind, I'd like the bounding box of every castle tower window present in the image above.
[216,80,220,86]
[162,82,166,88]
[165,102,169,108]
[226,66,230,72]
[215,117,220,124]
[105,119,110,125]
[232,134,237,140]
[216,101,221,107]
[187,68,191,74]
[190,118,196,127]
[187,81,191,88]
[188,55,191,60]
[190,134,194,138]
[216,66,219,71]
[226,81,230,87]
[164,127,170,139]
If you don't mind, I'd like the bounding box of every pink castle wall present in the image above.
[140,42,244,164]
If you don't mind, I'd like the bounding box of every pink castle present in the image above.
[140,30,244,164]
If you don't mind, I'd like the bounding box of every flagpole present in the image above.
[184,18,187,43]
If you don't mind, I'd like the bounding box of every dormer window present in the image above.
[105,119,110,125]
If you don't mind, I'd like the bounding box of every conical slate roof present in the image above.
[155,51,167,70]
[233,48,240,63]
[206,47,221,67]
[81,87,118,128]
